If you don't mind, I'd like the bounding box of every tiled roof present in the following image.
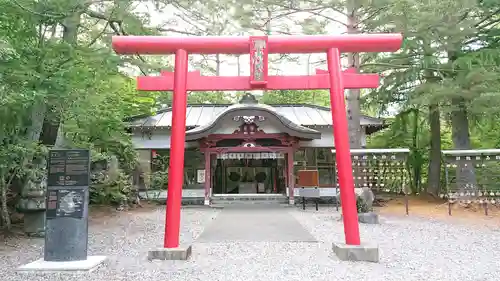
[127,104,384,129]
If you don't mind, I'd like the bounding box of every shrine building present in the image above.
[127,93,386,205]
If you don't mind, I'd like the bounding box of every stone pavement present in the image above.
[197,205,317,243]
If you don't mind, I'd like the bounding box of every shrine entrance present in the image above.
[213,153,286,195]
[187,92,318,200]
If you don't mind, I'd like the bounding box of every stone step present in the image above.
[211,195,289,205]
[210,203,294,209]
[211,200,287,205]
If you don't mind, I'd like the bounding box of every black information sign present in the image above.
[46,189,86,219]
[46,190,59,219]
[47,149,90,187]
[44,149,90,262]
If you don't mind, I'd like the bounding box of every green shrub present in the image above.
[150,171,168,189]
[90,171,133,205]
[356,196,370,213]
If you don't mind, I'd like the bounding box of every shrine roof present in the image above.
[185,94,323,140]
[126,101,384,131]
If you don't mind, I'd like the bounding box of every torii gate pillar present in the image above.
[163,49,188,249]
[112,34,402,261]
[326,48,360,245]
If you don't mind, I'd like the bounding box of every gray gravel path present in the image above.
[2,206,500,281]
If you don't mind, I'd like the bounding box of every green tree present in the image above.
[0,0,166,229]
[363,0,500,195]
[261,90,330,106]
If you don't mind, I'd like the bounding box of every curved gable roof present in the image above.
[185,102,321,140]
[126,104,384,128]
[125,94,386,136]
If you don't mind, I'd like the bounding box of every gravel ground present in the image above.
[1,206,500,281]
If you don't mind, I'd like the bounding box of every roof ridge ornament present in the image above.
[239,93,258,104]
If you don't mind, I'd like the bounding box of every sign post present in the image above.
[297,170,321,210]
[45,149,90,261]
[18,149,107,272]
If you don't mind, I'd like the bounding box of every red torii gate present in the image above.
[112,34,402,250]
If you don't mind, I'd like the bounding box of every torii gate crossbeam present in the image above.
[137,69,380,91]
[112,34,402,252]
[112,34,401,54]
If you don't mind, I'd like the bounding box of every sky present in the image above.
[128,2,399,117]
[134,2,349,77]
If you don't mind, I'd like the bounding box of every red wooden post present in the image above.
[327,48,360,245]
[204,152,211,205]
[287,151,295,204]
[164,49,188,248]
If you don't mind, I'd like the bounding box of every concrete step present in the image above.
[210,203,294,209]
[211,195,289,206]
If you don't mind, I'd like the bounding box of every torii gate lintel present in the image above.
[137,68,380,91]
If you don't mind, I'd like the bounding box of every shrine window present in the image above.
[294,148,335,166]
[150,148,204,189]
[305,148,316,165]
[316,148,332,165]
[318,167,336,186]
[293,148,336,186]
[294,148,306,162]
[151,149,169,172]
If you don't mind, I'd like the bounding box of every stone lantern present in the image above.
[17,161,47,237]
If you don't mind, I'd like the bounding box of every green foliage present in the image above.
[359,0,500,195]
[0,0,168,227]
[90,171,134,205]
[188,91,233,104]
[150,171,169,190]
[149,154,169,189]
[261,90,330,106]
[356,196,370,213]
[368,110,427,193]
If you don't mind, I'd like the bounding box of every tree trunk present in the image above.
[427,102,441,196]
[10,99,48,196]
[62,12,81,44]
[421,43,442,196]
[42,12,82,147]
[215,54,221,76]
[236,55,241,76]
[54,122,67,148]
[27,100,47,142]
[411,109,422,192]
[346,2,361,148]
[0,176,11,230]
[450,96,476,192]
